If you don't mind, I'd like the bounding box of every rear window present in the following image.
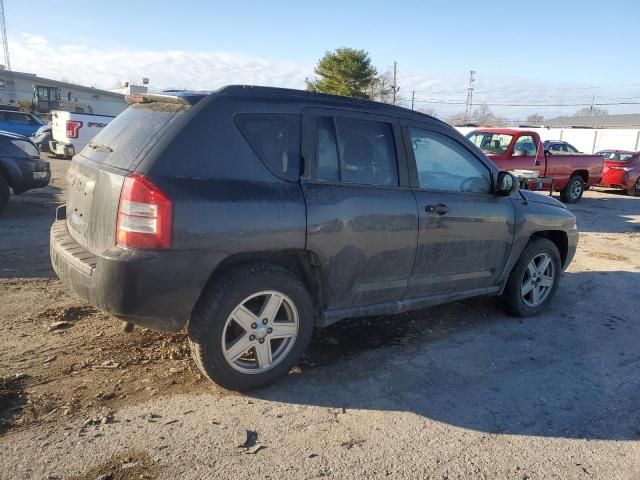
[235,114,300,182]
[80,102,188,170]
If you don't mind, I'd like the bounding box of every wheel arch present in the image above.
[193,249,325,319]
[571,169,589,183]
[531,230,568,267]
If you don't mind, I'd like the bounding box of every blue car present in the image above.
[0,109,45,137]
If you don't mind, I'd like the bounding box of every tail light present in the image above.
[116,173,172,250]
[66,120,83,138]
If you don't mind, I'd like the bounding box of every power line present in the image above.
[396,97,640,107]
[410,82,640,96]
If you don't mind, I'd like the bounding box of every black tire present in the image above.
[188,263,314,391]
[560,175,584,203]
[503,238,562,317]
[0,174,9,213]
[627,177,640,197]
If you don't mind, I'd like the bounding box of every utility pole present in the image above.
[411,90,415,110]
[0,0,14,100]
[392,61,399,106]
[465,70,476,123]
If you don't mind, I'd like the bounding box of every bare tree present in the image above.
[574,106,608,116]
[370,70,394,104]
[471,103,495,126]
[445,112,469,126]
[526,113,544,124]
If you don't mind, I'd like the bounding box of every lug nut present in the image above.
[259,339,265,344]
[251,323,257,329]
[249,335,255,341]
[262,319,268,325]
[267,328,273,334]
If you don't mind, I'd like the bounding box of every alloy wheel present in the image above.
[520,253,555,307]
[221,290,299,374]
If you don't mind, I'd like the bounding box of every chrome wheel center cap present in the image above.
[255,325,268,340]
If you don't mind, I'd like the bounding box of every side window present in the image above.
[314,116,339,181]
[235,114,300,182]
[513,135,537,156]
[335,117,398,186]
[312,116,398,186]
[409,127,491,194]
[7,112,29,124]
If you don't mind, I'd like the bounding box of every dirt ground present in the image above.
[0,156,639,480]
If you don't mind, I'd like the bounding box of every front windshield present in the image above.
[603,152,634,161]
[467,132,513,154]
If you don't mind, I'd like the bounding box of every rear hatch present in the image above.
[65,94,202,254]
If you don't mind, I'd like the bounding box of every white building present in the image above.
[0,68,133,116]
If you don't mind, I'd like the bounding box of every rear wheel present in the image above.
[0,175,9,213]
[504,238,562,317]
[560,175,584,203]
[627,177,640,197]
[188,264,314,390]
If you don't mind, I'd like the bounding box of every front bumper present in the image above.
[50,207,210,332]
[12,158,50,193]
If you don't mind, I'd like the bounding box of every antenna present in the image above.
[0,0,14,99]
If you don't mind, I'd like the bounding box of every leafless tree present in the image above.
[574,106,608,117]
[526,113,544,124]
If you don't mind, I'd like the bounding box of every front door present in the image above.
[402,124,515,297]
[301,109,418,310]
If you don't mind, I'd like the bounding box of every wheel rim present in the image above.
[221,290,299,375]
[520,253,555,308]
[569,179,582,199]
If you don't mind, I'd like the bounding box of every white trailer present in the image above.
[49,110,114,158]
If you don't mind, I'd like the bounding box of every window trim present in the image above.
[301,107,410,189]
[233,112,302,183]
[401,122,496,195]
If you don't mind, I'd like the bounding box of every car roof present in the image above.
[212,85,447,125]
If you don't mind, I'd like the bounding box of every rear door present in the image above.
[402,123,515,297]
[301,108,418,310]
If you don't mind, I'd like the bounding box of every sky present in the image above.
[4,0,640,120]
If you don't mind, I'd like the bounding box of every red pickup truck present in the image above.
[467,129,604,203]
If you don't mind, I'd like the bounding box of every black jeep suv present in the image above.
[51,86,578,390]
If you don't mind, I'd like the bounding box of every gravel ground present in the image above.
[0,156,639,479]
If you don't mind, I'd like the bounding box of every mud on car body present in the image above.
[51,86,578,390]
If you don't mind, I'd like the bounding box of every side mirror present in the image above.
[512,148,527,157]
[544,149,551,156]
[496,171,519,196]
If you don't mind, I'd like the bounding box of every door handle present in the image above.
[425,203,449,215]
[535,160,541,166]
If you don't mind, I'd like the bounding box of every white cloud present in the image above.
[10,33,312,92]
[9,33,638,121]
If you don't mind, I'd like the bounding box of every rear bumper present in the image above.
[50,208,210,332]
[49,140,75,157]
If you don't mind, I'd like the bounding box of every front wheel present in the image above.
[188,264,314,390]
[560,175,584,203]
[627,177,640,197]
[503,238,562,317]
